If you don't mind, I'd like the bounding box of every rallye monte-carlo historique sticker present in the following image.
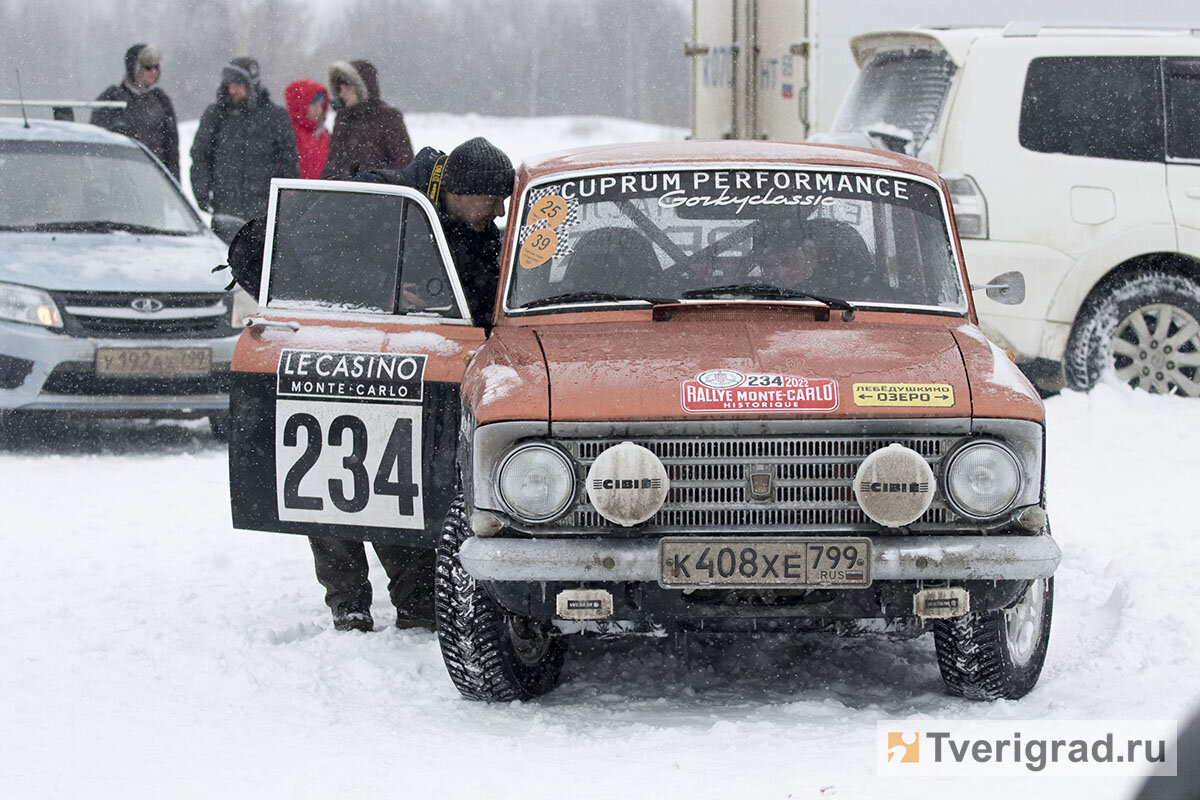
[681,369,838,413]
[274,349,426,530]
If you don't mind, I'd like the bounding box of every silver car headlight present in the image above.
[944,440,1022,519]
[230,287,258,328]
[495,442,576,523]
[0,281,63,328]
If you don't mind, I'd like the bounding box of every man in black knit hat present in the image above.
[357,135,513,324]
[92,44,180,180]
[308,136,514,633]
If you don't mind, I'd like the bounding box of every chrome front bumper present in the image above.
[459,534,1061,583]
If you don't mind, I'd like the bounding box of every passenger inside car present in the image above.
[752,216,874,297]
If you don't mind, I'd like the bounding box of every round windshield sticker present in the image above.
[697,369,745,389]
[526,194,569,228]
[519,227,559,269]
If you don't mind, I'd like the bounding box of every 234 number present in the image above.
[281,413,419,515]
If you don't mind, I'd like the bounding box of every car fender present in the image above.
[1044,222,1178,326]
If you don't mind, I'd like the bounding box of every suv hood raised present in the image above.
[0,232,229,293]
[516,315,988,422]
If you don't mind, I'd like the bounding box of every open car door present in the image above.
[229,179,485,547]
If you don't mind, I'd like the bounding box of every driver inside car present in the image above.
[751,220,823,292]
[751,216,874,298]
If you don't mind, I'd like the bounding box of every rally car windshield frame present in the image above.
[502,163,969,318]
[259,179,475,325]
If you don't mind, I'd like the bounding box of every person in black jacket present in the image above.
[359,136,513,325]
[309,136,514,633]
[91,44,180,181]
[189,58,298,221]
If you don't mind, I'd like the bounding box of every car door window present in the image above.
[1166,58,1200,160]
[263,181,470,321]
[1019,56,1164,162]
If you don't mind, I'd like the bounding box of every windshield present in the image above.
[0,141,203,235]
[506,167,966,314]
[830,48,956,157]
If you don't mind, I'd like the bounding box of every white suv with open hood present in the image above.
[817,23,1200,395]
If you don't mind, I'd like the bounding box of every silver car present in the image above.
[0,118,249,434]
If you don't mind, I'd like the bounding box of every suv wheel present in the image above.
[434,495,566,701]
[932,577,1053,700]
[1065,272,1200,396]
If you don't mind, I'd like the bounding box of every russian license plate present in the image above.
[659,537,872,589]
[95,347,212,377]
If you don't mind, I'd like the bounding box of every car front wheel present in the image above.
[932,577,1053,700]
[434,495,565,701]
[1064,272,1200,396]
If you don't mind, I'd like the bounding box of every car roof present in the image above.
[0,117,140,146]
[851,24,1200,67]
[515,140,944,188]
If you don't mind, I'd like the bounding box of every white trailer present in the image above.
[686,0,818,141]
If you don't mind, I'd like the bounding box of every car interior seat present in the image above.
[561,226,660,295]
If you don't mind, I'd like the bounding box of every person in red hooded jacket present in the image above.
[284,80,331,180]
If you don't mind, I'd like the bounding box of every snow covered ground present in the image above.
[4,115,1199,797]
[3,385,1198,798]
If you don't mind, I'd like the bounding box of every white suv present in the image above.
[817,23,1200,395]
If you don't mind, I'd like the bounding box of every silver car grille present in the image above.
[54,292,231,339]
[551,435,963,533]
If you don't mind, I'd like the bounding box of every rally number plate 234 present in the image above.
[658,537,872,589]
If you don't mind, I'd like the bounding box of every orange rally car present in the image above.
[228,141,1060,702]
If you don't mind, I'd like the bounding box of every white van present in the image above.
[817,24,1200,395]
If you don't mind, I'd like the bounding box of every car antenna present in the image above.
[15,68,30,128]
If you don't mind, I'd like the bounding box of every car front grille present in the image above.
[551,434,963,533]
[53,291,232,339]
[40,364,230,397]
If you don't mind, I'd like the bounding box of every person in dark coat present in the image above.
[310,136,514,633]
[284,79,330,180]
[91,44,180,180]
[190,57,299,221]
[360,136,513,324]
[320,60,413,179]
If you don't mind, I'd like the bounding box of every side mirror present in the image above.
[971,271,1025,305]
[211,213,248,245]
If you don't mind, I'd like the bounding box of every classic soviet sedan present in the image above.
[0,118,248,433]
[228,141,1060,702]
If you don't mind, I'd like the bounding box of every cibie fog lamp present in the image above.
[495,442,576,523]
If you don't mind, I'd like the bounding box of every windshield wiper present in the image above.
[15,221,190,236]
[682,283,857,312]
[521,291,676,310]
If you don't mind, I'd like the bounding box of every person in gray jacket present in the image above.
[190,57,298,221]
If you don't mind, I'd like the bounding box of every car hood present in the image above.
[0,232,230,293]
[514,314,987,422]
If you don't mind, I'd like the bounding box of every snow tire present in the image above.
[933,577,1053,701]
[435,495,566,701]
[1064,272,1200,396]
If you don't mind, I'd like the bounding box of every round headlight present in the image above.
[496,443,576,523]
[944,441,1022,519]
